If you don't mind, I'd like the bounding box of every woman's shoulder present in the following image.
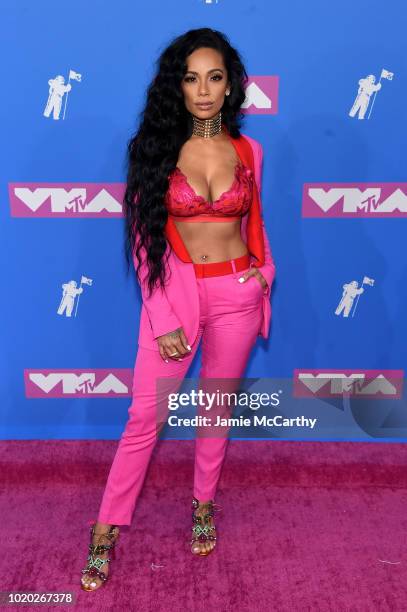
[239,132,264,169]
[239,132,263,156]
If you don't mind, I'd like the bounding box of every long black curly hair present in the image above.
[123,27,248,298]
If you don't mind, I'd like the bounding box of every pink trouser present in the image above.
[97,258,263,526]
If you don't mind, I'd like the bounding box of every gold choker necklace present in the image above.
[192,110,222,138]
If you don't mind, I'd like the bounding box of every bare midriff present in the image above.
[172,217,249,264]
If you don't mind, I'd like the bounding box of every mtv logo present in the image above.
[9,183,125,217]
[302,183,407,217]
[241,76,279,115]
[24,369,134,397]
[293,369,404,399]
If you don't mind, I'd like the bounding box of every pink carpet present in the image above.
[1,439,407,611]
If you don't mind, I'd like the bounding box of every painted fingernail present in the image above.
[178,358,183,361]
[165,359,169,363]
[238,277,245,283]
[187,345,191,351]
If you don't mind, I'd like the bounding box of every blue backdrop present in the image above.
[1,0,406,440]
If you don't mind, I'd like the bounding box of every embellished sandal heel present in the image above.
[80,523,120,591]
[190,496,221,556]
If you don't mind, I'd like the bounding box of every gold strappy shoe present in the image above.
[80,523,120,591]
[190,497,221,556]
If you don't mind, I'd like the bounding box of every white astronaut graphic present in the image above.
[349,75,381,119]
[43,76,72,120]
[57,275,92,318]
[349,69,393,120]
[43,69,82,120]
[335,281,364,317]
[57,281,83,317]
[335,276,374,318]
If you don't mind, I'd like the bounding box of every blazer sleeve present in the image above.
[133,233,183,340]
[254,141,276,297]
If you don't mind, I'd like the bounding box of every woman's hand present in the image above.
[238,268,269,292]
[157,327,192,362]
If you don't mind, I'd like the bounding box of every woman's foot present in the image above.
[190,497,219,556]
[80,522,120,591]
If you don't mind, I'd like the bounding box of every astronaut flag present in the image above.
[69,69,82,82]
[381,69,394,80]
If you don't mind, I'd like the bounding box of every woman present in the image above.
[80,27,276,591]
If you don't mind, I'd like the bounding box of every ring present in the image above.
[169,351,179,356]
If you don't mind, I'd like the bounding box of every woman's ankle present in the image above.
[94,521,112,531]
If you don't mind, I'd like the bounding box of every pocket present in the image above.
[247,275,265,298]
[236,273,264,303]
[249,274,265,292]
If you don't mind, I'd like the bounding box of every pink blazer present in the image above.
[134,133,276,351]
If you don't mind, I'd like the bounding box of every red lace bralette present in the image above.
[165,162,253,222]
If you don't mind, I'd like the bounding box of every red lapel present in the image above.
[164,127,265,266]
